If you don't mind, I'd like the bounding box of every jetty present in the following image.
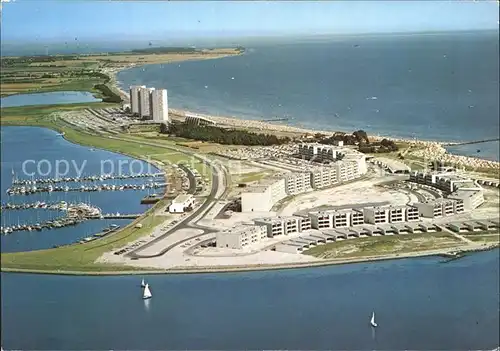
[6,182,167,196]
[1,201,71,211]
[444,138,500,147]
[11,172,165,186]
[259,117,289,122]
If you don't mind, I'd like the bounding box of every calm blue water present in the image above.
[1,250,499,350]
[0,91,100,108]
[0,126,160,252]
[118,31,500,160]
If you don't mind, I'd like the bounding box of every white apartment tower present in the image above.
[151,89,169,122]
[129,85,145,115]
[139,87,155,119]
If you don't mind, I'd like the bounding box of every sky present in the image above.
[1,0,499,43]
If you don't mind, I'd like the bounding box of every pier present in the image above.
[444,138,500,147]
[6,182,167,196]
[1,201,69,211]
[11,172,165,186]
[259,118,289,122]
[1,212,140,235]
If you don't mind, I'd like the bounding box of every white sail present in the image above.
[370,312,377,327]
[141,278,146,287]
[143,284,152,299]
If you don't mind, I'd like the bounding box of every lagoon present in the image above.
[0,91,100,108]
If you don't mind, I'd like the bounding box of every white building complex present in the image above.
[409,171,484,211]
[168,194,195,213]
[129,85,145,115]
[240,144,367,213]
[151,89,169,122]
[216,224,267,249]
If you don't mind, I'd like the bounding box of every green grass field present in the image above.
[304,232,462,259]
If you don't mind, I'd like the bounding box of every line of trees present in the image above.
[162,122,290,146]
[93,84,122,103]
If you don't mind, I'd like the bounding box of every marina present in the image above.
[0,200,139,235]
[6,182,167,196]
[11,172,165,186]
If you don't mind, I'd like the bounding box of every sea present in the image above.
[118,31,500,161]
[1,250,499,350]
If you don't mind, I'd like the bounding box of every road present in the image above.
[100,135,230,259]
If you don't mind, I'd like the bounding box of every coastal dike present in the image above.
[2,243,498,276]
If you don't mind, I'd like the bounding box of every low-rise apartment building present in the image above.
[387,206,406,223]
[284,172,313,195]
[241,176,287,212]
[310,166,338,189]
[254,216,308,237]
[363,207,389,224]
[216,224,267,249]
[448,189,484,211]
[406,206,420,221]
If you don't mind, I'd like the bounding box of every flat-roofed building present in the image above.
[448,188,484,211]
[351,209,365,226]
[129,85,145,115]
[299,216,312,231]
[405,205,420,221]
[363,207,389,224]
[284,172,312,195]
[139,87,155,119]
[309,211,334,229]
[310,166,338,189]
[298,143,338,162]
[413,201,443,218]
[168,194,195,213]
[216,224,267,249]
[151,89,169,122]
[185,113,216,126]
[454,199,465,213]
[388,206,406,223]
[241,176,287,212]
[254,216,306,237]
[332,210,350,228]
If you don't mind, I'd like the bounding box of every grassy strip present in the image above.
[304,232,462,259]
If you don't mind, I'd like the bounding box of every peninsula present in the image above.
[1,47,498,275]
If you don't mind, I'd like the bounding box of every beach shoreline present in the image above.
[110,58,500,171]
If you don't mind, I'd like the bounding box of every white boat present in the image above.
[370,311,378,327]
[143,283,152,299]
[141,278,146,288]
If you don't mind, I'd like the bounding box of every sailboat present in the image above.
[370,311,378,328]
[141,278,146,288]
[143,283,152,300]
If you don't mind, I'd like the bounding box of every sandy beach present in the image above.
[109,57,500,173]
